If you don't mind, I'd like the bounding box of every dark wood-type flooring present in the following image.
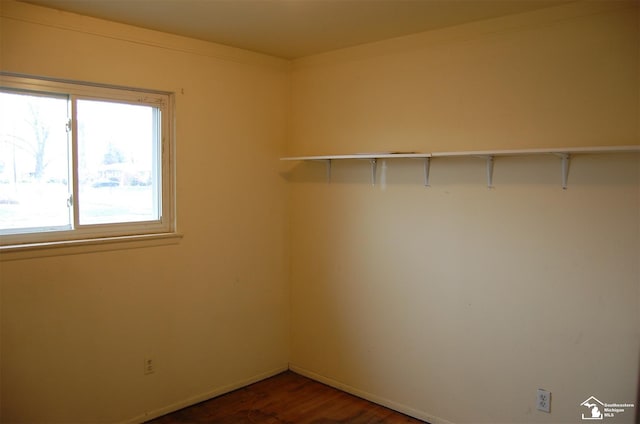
[148,371,427,424]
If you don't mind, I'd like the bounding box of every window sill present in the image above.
[0,232,183,261]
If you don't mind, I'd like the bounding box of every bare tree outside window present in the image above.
[1,91,161,233]
[0,74,173,245]
[0,92,70,230]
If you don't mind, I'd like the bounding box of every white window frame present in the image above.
[0,73,176,250]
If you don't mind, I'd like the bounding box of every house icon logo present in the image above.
[581,396,604,420]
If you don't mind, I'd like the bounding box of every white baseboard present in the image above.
[123,365,289,424]
[288,364,454,424]
[123,363,452,424]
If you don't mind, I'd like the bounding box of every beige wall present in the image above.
[288,1,640,423]
[1,1,639,423]
[0,1,289,422]
[290,1,638,156]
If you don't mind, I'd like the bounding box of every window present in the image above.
[0,74,175,247]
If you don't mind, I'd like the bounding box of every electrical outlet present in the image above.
[537,388,551,413]
[144,357,155,375]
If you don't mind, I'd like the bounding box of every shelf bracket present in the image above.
[485,156,494,188]
[560,153,569,190]
[370,158,377,186]
[325,159,332,184]
[423,157,431,187]
[380,159,387,190]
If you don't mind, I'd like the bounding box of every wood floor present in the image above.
[147,371,427,424]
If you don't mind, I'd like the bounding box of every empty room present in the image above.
[0,0,638,423]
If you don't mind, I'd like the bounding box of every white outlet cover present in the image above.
[537,388,551,413]
[144,357,155,375]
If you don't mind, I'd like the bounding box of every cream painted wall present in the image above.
[0,1,289,423]
[288,2,640,424]
[1,1,639,424]
[290,1,638,156]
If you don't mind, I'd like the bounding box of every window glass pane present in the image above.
[77,99,160,225]
[0,91,71,233]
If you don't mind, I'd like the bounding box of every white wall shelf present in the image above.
[281,152,432,161]
[281,146,640,189]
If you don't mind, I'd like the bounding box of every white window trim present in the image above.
[0,73,178,253]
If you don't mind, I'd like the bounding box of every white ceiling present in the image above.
[24,0,573,59]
